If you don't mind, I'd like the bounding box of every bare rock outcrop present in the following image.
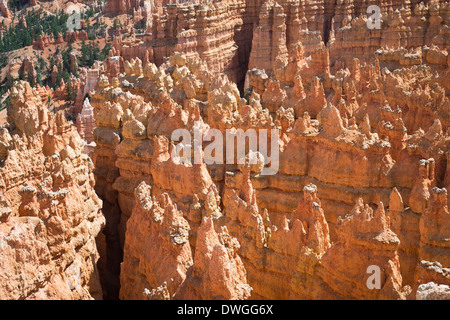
[88,45,449,299]
[415,187,450,288]
[76,98,97,154]
[119,182,193,300]
[0,0,448,302]
[0,0,11,19]
[120,182,251,300]
[0,81,105,300]
[416,282,450,300]
[319,200,410,300]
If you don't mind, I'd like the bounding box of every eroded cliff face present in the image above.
[104,0,267,90]
[104,0,449,127]
[0,81,105,299]
[120,181,252,300]
[2,0,448,301]
[90,41,448,299]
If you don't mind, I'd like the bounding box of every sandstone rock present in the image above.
[416,187,450,289]
[8,81,48,136]
[89,45,449,299]
[0,0,11,18]
[47,0,448,300]
[119,182,193,300]
[0,82,104,300]
[76,98,97,154]
[248,1,288,75]
[319,199,410,299]
[416,282,450,300]
[177,217,252,300]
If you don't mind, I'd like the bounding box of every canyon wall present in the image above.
[90,45,449,299]
[2,0,445,300]
[0,81,105,299]
[104,0,449,95]
[105,0,263,89]
[39,0,445,300]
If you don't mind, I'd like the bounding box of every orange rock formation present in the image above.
[1,0,449,301]
[0,81,105,299]
[90,45,448,299]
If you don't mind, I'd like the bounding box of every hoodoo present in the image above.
[0,0,448,301]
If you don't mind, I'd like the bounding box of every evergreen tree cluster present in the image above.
[112,18,122,32]
[7,0,27,12]
[0,8,69,53]
[0,6,108,54]
[79,40,110,68]
[0,6,110,107]
[0,40,111,105]
[84,18,107,41]
[48,45,77,102]
[134,19,146,33]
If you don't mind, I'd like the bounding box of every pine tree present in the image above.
[63,70,74,104]
[36,70,42,86]
[80,40,89,66]
[27,72,35,87]
[55,71,62,88]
